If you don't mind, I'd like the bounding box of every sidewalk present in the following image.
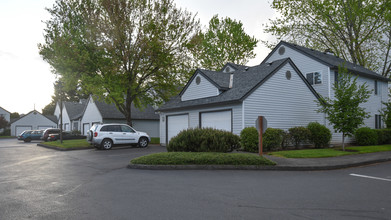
[128,151,391,171]
[263,151,391,170]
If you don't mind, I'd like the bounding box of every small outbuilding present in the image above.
[10,110,57,136]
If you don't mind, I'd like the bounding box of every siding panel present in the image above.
[182,74,219,101]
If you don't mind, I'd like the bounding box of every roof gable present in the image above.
[0,106,11,114]
[263,41,390,82]
[11,110,57,124]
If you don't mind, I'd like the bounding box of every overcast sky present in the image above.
[0,0,277,115]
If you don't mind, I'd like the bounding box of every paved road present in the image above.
[0,139,390,220]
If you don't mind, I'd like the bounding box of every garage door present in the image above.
[200,110,232,131]
[167,114,189,143]
[83,123,90,135]
[15,126,32,136]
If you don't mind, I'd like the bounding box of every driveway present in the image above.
[0,139,390,220]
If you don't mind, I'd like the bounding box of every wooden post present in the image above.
[258,116,263,156]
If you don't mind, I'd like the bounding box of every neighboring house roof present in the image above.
[10,110,57,124]
[158,58,319,112]
[64,100,88,121]
[263,41,390,82]
[93,99,159,120]
[0,106,11,114]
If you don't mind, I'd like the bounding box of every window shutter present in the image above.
[375,80,378,95]
[306,73,313,85]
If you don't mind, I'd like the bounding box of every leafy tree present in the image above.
[39,0,200,125]
[264,0,391,77]
[379,91,391,128]
[0,116,8,129]
[316,66,371,150]
[191,15,258,71]
[42,80,88,115]
[10,112,20,120]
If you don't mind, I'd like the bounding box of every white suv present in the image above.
[87,124,150,150]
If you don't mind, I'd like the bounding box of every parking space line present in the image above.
[350,174,391,182]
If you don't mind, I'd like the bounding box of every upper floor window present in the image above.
[306,72,322,85]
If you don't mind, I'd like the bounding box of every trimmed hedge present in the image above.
[288,126,310,149]
[167,128,240,153]
[375,129,391,145]
[263,128,285,151]
[240,127,258,153]
[355,127,378,146]
[307,122,331,148]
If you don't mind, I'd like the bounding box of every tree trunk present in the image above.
[342,132,345,151]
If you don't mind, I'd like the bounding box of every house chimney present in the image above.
[229,73,234,88]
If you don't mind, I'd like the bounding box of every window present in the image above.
[375,115,382,129]
[73,122,78,131]
[101,125,121,132]
[121,125,135,133]
[374,80,378,95]
[306,72,322,85]
[334,72,339,84]
[196,76,201,85]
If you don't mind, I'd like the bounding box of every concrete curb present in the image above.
[37,143,94,151]
[127,157,391,171]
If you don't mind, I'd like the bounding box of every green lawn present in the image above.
[269,145,391,158]
[0,136,14,139]
[150,137,160,144]
[43,139,91,149]
[131,152,276,166]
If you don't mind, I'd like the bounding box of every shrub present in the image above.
[374,129,386,145]
[0,129,10,136]
[288,126,310,149]
[381,129,391,144]
[167,127,240,153]
[240,127,258,153]
[281,130,290,149]
[71,130,81,135]
[354,127,378,146]
[307,122,332,148]
[263,128,285,151]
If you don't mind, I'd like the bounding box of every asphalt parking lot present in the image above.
[0,138,390,220]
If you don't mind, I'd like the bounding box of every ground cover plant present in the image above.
[43,139,91,149]
[131,152,275,166]
[269,145,391,158]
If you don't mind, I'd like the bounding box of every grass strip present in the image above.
[150,137,160,144]
[131,152,276,166]
[269,145,391,158]
[43,139,91,149]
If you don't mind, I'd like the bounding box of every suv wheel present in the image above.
[101,139,113,150]
[138,137,149,148]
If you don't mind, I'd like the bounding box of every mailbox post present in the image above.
[255,116,267,156]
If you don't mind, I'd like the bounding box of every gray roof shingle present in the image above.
[264,41,390,82]
[94,100,159,120]
[64,100,87,120]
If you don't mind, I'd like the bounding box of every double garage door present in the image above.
[166,110,232,143]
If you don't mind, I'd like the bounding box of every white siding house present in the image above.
[263,41,389,142]
[158,41,389,146]
[10,110,57,136]
[0,106,11,133]
[80,96,160,137]
[158,59,324,146]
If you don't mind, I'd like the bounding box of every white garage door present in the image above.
[201,110,232,131]
[167,114,189,143]
[83,123,90,135]
[15,126,32,136]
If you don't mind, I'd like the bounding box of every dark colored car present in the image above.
[47,131,86,141]
[41,128,61,141]
[18,130,43,142]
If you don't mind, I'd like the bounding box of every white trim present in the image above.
[328,67,331,98]
[242,101,245,129]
